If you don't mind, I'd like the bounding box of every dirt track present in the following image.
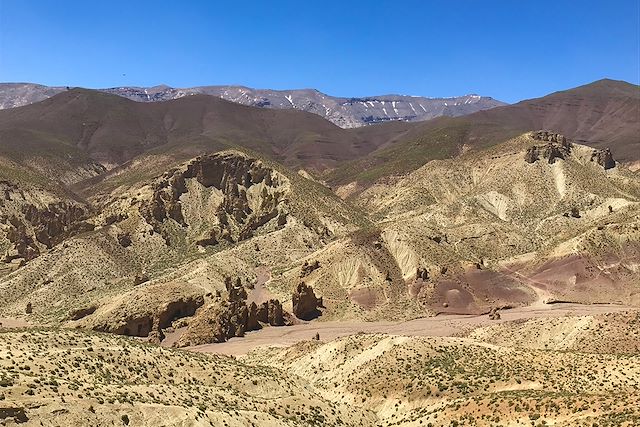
[190,303,637,355]
[0,317,32,328]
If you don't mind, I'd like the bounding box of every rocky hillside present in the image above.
[342,131,640,314]
[0,82,505,128]
[0,147,369,343]
[1,131,638,339]
[242,331,640,426]
[0,81,637,347]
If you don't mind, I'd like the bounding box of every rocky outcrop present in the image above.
[100,294,204,342]
[3,216,39,263]
[117,233,132,247]
[1,201,93,264]
[176,276,290,346]
[68,305,97,320]
[590,148,616,170]
[0,407,28,424]
[488,307,501,320]
[133,273,149,285]
[292,282,324,320]
[416,267,429,281]
[141,152,289,246]
[80,283,206,344]
[22,202,92,248]
[256,299,285,326]
[530,130,567,144]
[525,131,573,164]
[300,260,321,278]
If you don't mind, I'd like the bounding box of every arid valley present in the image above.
[0,2,639,425]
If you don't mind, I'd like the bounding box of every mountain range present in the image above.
[0,77,639,426]
[0,82,505,128]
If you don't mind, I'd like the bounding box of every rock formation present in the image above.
[590,148,616,169]
[292,282,324,320]
[0,407,28,424]
[3,217,39,263]
[256,299,285,326]
[525,131,573,164]
[530,130,567,144]
[488,307,501,320]
[1,201,93,264]
[117,233,132,247]
[140,153,289,246]
[416,267,429,281]
[300,260,321,278]
[78,283,206,344]
[68,305,97,321]
[176,277,288,347]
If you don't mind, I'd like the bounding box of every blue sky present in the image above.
[0,0,638,103]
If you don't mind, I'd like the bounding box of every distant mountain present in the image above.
[0,82,505,128]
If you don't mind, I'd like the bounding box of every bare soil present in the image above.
[191,302,635,355]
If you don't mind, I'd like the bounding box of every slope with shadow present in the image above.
[328,79,640,190]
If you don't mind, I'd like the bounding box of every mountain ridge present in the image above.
[0,82,506,128]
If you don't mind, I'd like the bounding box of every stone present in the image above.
[416,267,429,281]
[117,233,132,247]
[68,305,97,321]
[225,277,248,302]
[292,282,323,320]
[143,153,288,246]
[590,148,616,170]
[0,407,28,424]
[133,273,149,285]
[256,299,285,326]
[526,131,573,164]
[300,260,321,278]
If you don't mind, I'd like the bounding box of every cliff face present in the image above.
[175,277,289,347]
[0,180,93,267]
[140,152,290,246]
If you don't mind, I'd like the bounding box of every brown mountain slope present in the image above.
[328,79,640,188]
[0,89,372,175]
[0,79,636,192]
[469,78,640,161]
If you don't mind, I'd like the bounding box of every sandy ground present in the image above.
[0,317,32,328]
[246,265,274,305]
[190,303,637,355]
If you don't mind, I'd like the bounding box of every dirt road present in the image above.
[0,317,32,328]
[190,303,636,356]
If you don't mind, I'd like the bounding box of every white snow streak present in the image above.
[285,95,295,107]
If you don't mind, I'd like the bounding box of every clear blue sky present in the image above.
[0,0,638,103]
